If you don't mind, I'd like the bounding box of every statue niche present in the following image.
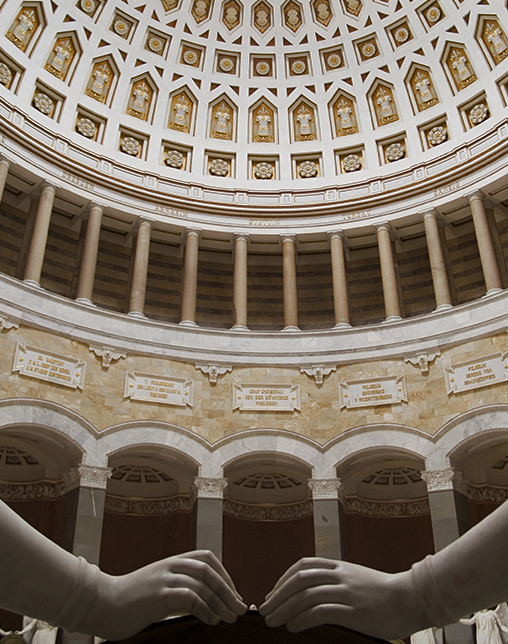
[332,95,358,136]
[372,84,399,126]
[446,46,477,91]
[292,101,317,141]
[85,60,114,104]
[482,20,508,64]
[6,6,40,51]
[210,99,235,140]
[126,79,153,121]
[44,36,77,82]
[252,103,276,142]
[410,69,438,112]
[168,90,194,133]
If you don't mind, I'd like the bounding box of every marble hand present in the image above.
[259,558,427,640]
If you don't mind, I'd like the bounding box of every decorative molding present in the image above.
[404,352,440,375]
[420,468,468,495]
[195,363,232,384]
[0,315,19,332]
[223,498,313,521]
[89,345,127,369]
[194,477,228,498]
[105,494,193,515]
[66,465,112,491]
[308,478,343,500]
[468,485,508,504]
[300,365,337,386]
[344,496,430,517]
[0,481,65,500]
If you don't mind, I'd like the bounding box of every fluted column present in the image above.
[281,234,299,331]
[193,477,228,560]
[308,478,345,559]
[421,468,473,644]
[469,192,503,295]
[23,183,58,286]
[180,228,201,326]
[423,211,453,311]
[329,231,350,328]
[376,223,402,321]
[231,233,249,330]
[127,218,152,317]
[0,158,10,204]
[75,204,104,305]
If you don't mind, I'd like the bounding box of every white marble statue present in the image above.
[460,606,508,644]
[260,499,508,642]
[0,499,246,640]
[410,627,443,644]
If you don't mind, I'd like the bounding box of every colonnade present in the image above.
[0,159,505,330]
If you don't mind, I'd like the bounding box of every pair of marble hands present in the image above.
[2,498,508,642]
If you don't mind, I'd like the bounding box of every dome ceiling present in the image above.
[1,0,507,196]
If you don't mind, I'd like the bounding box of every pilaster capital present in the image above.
[194,477,228,498]
[420,468,468,495]
[65,465,112,492]
[327,229,345,241]
[308,478,343,500]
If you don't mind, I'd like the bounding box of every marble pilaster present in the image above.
[193,477,228,560]
[308,478,345,560]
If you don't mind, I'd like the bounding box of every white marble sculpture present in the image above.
[0,500,246,639]
[460,606,508,644]
[410,627,443,644]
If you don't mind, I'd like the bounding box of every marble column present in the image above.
[421,468,473,644]
[281,234,299,331]
[308,478,345,560]
[15,196,39,280]
[127,218,152,317]
[469,192,503,295]
[329,231,351,328]
[423,211,453,311]
[231,233,249,330]
[376,223,402,322]
[180,229,201,326]
[193,477,228,560]
[23,183,58,286]
[0,158,10,203]
[485,201,508,288]
[75,204,104,305]
[60,464,111,644]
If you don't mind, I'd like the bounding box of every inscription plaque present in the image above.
[233,384,300,411]
[13,343,86,390]
[339,376,407,409]
[124,372,193,407]
[444,353,508,394]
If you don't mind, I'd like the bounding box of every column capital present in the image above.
[308,478,343,500]
[421,468,468,495]
[375,221,392,233]
[65,465,112,492]
[233,232,249,243]
[421,209,439,222]
[40,180,60,194]
[185,227,202,239]
[280,233,297,244]
[87,202,106,214]
[327,229,345,241]
[136,216,155,230]
[194,476,228,498]
[466,190,485,204]
[0,157,10,169]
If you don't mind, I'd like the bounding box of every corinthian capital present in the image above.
[194,477,228,499]
[308,478,343,500]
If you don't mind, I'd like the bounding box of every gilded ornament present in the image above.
[148,37,163,53]
[427,125,447,146]
[254,162,274,179]
[127,80,151,121]
[283,1,302,32]
[291,59,306,74]
[294,103,316,141]
[361,42,376,58]
[45,38,75,81]
[7,8,38,51]
[209,159,229,176]
[192,0,210,22]
[394,26,409,43]
[33,93,54,115]
[0,64,12,87]
[85,62,113,103]
[469,103,488,125]
[183,49,199,65]
[342,154,361,172]
[343,0,362,17]
[385,142,405,161]
[76,117,97,138]
[374,86,398,126]
[255,61,270,75]
[219,57,235,72]
[426,5,441,23]
[326,52,341,68]
[114,19,129,35]
[210,100,233,140]
[253,103,274,142]
[169,92,193,132]
[80,0,96,13]
[120,136,141,155]
[313,0,332,26]
[165,150,185,168]
[253,2,272,33]
[449,48,477,91]
[334,97,357,136]
[484,22,508,63]
[298,160,318,178]
[222,0,241,30]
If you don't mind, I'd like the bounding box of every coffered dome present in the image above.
[2,0,508,213]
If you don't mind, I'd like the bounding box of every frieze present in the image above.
[0,481,66,501]
[223,498,313,521]
[62,172,94,191]
[105,495,194,515]
[343,496,430,517]
[342,210,371,221]
[154,205,189,218]
[468,485,508,504]
[249,218,281,226]
[434,182,459,197]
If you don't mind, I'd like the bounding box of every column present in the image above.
[75,204,104,305]
[308,478,345,560]
[127,218,152,317]
[15,196,39,280]
[421,468,473,644]
[193,477,228,560]
[329,231,350,328]
[23,183,58,286]
[485,201,508,288]
[231,233,249,330]
[180,228,201,326]
[281,234,299,331]
[60,464,111,644]
[469,192,503,295]
[423,211,453,311]
[0,158,10,204]
[376,223,402,322]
